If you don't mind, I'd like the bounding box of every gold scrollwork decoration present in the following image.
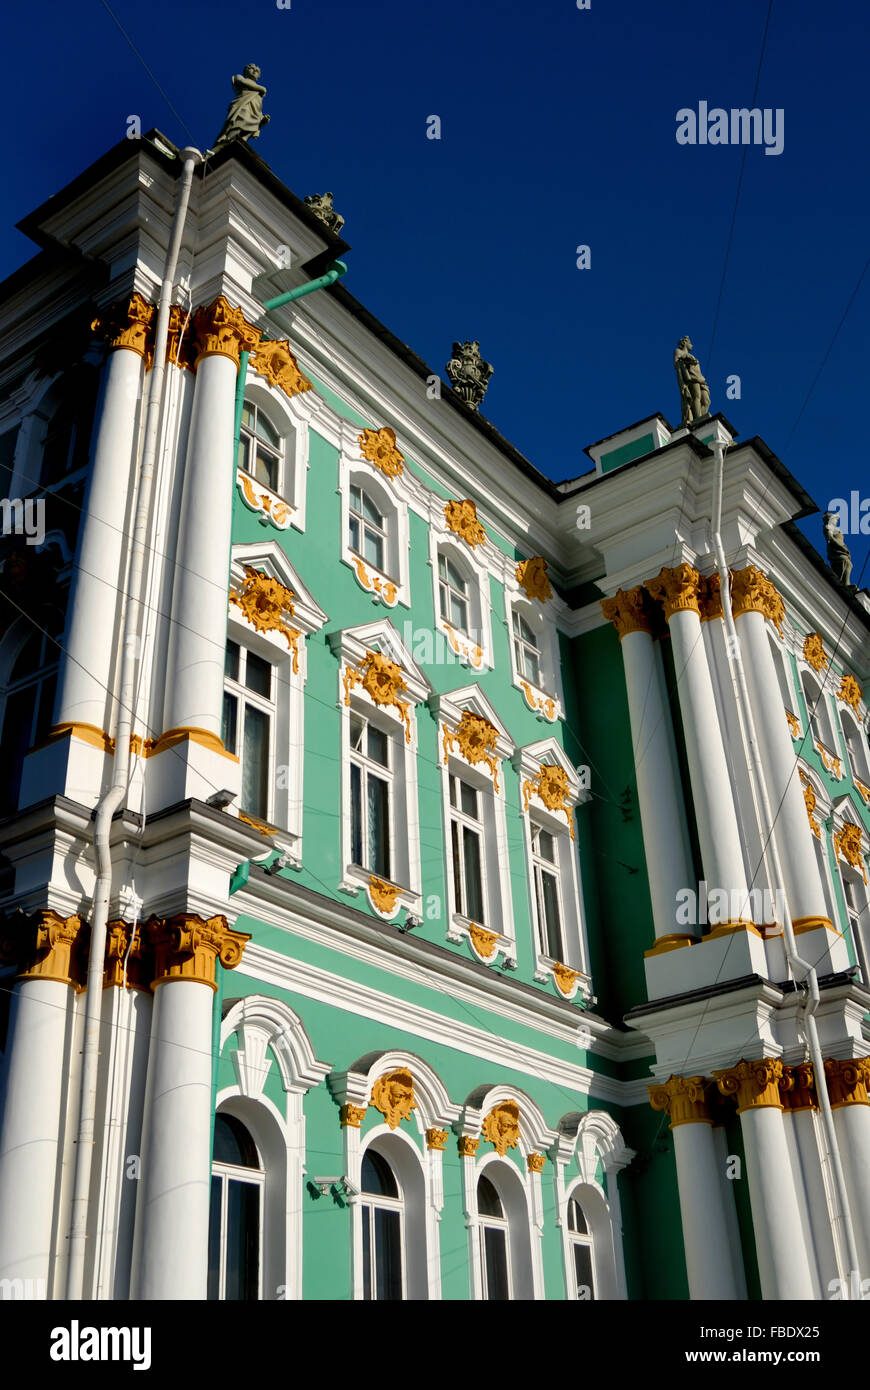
[229,566,301,671]
[444,498,486,549]
[359,426,405,480]
[367,876,401,915]
[834,822,868,884]
[523,764,575,839]
[371,1068,417,1129]
[251,339,312,399]
[468,923,499,960]
[481,1100,520,1156]
[837,674,863,713]
[343,649,413,743]
[552,961,581,995]
[803,632,829,673]
[515,557,552,603]
[799,771,821,839]
[350,557,398,606]
[442,711,500,791]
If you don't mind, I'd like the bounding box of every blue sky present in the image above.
[3,0,868,568]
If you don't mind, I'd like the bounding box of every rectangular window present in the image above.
[449,774,485,922]
[350,712,392,879]
[532,824,565,960]
[222,640,275,821]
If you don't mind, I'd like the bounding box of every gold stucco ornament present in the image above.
[645,563,701,620]
[426,1128,449,1150]
[834,822,867,883]
[344,650,412,743]
[712,1057,785,1113]
[367,876,401,915]
[837,673,863,713]
[786,710,801,737]
[523,764,575,839]
[359,426,404,480]
[252,339,312,399]
[229,566,301,670]
[527,1153,546,1173]
[457,1135,480,1157]
[552,961,580,995]
[91,292,155,360]
[444,498,486,549]
[600,585,655,640]
[730,566,786,638]
[442,711,500,791]
[371,1068,417,1129]
[481,1100,520,1156]
[516,556,552,603]
[802,632,828,673]
[648,1075,712,1127]
[799,771,821,839]
[468,923,499,960]
[192,295,261,368]
[340,1103,367,1128]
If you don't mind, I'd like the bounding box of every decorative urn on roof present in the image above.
[445,340,493,411]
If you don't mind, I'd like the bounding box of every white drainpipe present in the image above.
[64,146,202,1300]
[709,435,863,1295]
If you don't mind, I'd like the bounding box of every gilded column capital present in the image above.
[780,1062,817,1111]
[600,585,655,640]
[340,1103,367,1128]
[91,292,155,360]
[712,1057,785,1112]
[527,1152,546,1173]
[824,1058,870,1107]
[457,1135,480,1157]
[730,565,786,637]
[0,910,88,989]
[648,1075,713,1127]
[698,573,723,623]
[426,1127,449,1150]
[146,913,251,992]
[645,563,701,621]
[104,919,152,991]
[191,295,262,368]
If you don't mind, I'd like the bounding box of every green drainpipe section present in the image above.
[232,261,348,468]
[209,963,224,1162]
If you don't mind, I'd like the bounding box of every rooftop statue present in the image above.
[823,510,855,589]
[304,192,345,235]
[212,65,270,151]
[445,340,494,412]
[674,335,711,426]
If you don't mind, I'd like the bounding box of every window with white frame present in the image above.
[350,710,393,879]
[770,637,797,715]
[222,638,276,822]
[439,553,471,633]
[477,1173,511,1300]
[512,610,541,687]
[208,1113,263,1301]
[0,622,61,816]
[530,822,566,961]
[449,773,486,923]
[840,708,870,785]
[38,368,98,489]
[239,399,287,495]
[349,484,391,575]
[840,864,869,984]
[360,1147,404,1301]
[802,671,835,751]
[566,1193,596,1299]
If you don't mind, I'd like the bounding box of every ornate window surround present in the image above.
[336,423,411,608]
[234,373,315,534]
[217,995,331,1302]
[503,580,567,724]
[328,619,430,918]
[228,542,328,859]
[513,738,591,999]
[427,511,494,673]
[432,685,516,965]
[552,1110,634,1301]
[329,1050,460,1301]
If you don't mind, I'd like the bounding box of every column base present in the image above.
[645,922,769,999]
[144,728,240,810]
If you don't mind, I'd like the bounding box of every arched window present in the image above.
[208,1113,263,1300]
[512,610,541,687]
[841,709,870,785]
[38,369,98,488]
[530,821,565,960]
[477,1173,511,1299]
[566,1194,596,1298]
[0,624,60,816]
[438,553,470,634]
[239,400,284,493]
[222,638,276,821]
[839,861,870,984]
[349,485,389,575]
[360,1148,403,1300]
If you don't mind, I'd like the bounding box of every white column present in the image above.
[164,299,260,737]
[715,1059,816,1299]
[646,566,748,923]
[827,1060,870,1283]
[55,304,149,732]
[649,1077,742,1299]
[130,914,249,1299]
[0,913,85,1296]
[601,590,694,943]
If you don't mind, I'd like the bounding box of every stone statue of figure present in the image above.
[445,340,494,411]
[823,511,854,587]
[674,336,711,425]
[212,65,270,151]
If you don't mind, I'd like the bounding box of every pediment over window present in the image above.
[429,684,514,753]
[230,540,328,638]
[326,618,432,704]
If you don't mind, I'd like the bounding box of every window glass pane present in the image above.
[242,705,270,819]
[568,1196,588,1234]
[242,402,256,432]
[224,1179,260,1300]
[573,1242,595,1299]
[368,773,390,878]
[254,445,279,491]
[360,491,383,527]
[363,526,385,571]
[451,819,464,914]
[477,1175,503,1218]
[541,869,563,958]
[374,1207,402,1300]
[224,640,240,682]
[349,514,361,552]
[449,776,458,810]
[350,762,363,866]
[0,687,37,816]
[537,828,555,862]
[213,1114,260,1168]
[438,554,448,582]
[446,557,466,592]
[350,484,362,512]
[361,1149,399,1198]
[463,827,484,922]
[439,582,451,622]
[207,1176,222,1300]
[350,713,366,751]
[256,411,281,447]
[222,693,238,756]
[483,1226,509,1300]
[10,633,41,682]
[451,592,469,633]
[522,644,541,686]
[35,672,57,742]
[362,1206,373,1301]
[245,650,272,698]
[460,781,478,818]
[367,725,389,768]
